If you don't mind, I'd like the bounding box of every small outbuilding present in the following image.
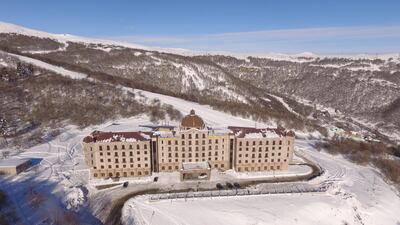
[180,161,211,181]
[0,158,31,175]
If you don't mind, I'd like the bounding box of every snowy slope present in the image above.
[0,21,192,55]
[122,139,400,225]
[2,51,87,79]
[1,21,399,61]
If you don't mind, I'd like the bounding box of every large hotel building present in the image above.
[83,110,295,180]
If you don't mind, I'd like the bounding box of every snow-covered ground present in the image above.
[121,139,400,225]
[1,87,399,224]
[0,33,399,224]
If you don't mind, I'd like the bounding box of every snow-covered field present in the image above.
[121,139,400,225]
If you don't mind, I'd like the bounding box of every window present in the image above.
[189,134,192,139]
[144,144,147,149]
[202,134,206,138]
[107,146,110,150]
[129,145,133,149]
[239,141,242,146]
[130,152,133,156]
[122,152,126,157]
[181,134,185,139]
[122,145,125,150]
[99,146,103,151]
[279,140,282,145]
[114,145,117,150]
[114,152,118,157]
[195,134,199,139]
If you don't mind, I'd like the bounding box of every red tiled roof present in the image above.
[227,126,291,138]
[83,131,152,143]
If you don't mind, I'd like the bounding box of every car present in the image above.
[122,181,129,188]
[226,182,234,189]
[153,176,159,182]
[216,183,223,190]
[233,182,240,188]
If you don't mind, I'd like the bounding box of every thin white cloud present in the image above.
[112,26,400,44]
[107,25,400,54]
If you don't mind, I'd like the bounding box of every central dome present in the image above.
[181,109,205,129]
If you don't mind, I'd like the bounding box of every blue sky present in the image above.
[1,0,400,54]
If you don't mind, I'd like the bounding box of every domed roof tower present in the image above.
[180,109,205,130]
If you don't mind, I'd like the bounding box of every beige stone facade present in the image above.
[156,128,233,172]
[233,136,294,172]
[83,110,295,179]
[83,131,152,179]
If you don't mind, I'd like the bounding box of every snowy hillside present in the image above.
[0,27,399,225]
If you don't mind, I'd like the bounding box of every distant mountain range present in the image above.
[0,22,399,144]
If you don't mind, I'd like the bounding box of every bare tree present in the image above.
[1,151,10,159]
[0,118,8,145]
